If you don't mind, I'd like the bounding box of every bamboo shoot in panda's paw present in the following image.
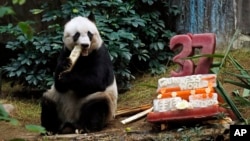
[68,45,82,67]
[59,45,82,79]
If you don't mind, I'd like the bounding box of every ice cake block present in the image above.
[147,74,231,123]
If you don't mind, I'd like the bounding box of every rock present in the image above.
[2,104,15,115]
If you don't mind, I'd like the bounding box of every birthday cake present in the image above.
[147,74,225,122]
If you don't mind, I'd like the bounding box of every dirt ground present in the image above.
[0,112,232,141]
[1,49,250,141]
[0,82,246,141]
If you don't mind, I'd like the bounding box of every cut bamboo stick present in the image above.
[66,45,82,72]
[121,107,153,124]
[59,45,82,79]
[116,104,152,117]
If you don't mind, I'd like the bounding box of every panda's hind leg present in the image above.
[41,96,61,134]
[79,97,110,132]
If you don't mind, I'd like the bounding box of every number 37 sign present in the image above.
[169,33,216,77]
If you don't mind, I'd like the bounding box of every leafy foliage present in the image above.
[0,6,15,17]
[0,23,61,89]
[1,0,179,91]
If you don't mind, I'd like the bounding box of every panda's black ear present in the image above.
[88,13,96,23]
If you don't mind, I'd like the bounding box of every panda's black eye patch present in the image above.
[73,32,80,42]
[88,31,93,41]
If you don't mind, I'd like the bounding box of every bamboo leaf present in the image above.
[211,61,221,67]
[224,79,250,89]
[223,72,250,80]
[211,67,220,74]
[234,95,250,106]
[184,54,224,60]
[215,80,245,122]
[30,9,44,15]
[237,77,250,88]
[228,55,245,70]
[228,55,250,83]
[219,29,240,70]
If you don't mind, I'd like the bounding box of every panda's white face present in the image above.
[63,16,103,56]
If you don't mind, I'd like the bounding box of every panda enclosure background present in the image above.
[0,0,247,93]
[0,0,178,93]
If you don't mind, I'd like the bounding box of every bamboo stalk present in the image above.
[65,45,82,72]
[59,45,82,79]
[121,107,153,124]
[116,104,152,117]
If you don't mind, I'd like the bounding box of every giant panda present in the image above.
[41,16,118,134]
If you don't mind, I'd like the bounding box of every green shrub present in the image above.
[0,0,179,91]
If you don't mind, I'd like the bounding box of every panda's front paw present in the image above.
[58,58,72,80]
[58,71,70,81]
[61,57,72,71]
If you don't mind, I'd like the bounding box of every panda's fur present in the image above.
[41,16,118,134]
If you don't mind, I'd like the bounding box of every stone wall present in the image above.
[173,0,235,48]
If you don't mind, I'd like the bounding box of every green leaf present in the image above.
[18,22,34,40]
[25,125,46,134]
[72,8,79,13]
[215,80,245,122]
[0,116,18,125]
[12,0,18,4]
[224,79,250,89]
[184,54,224,60]
[0,104,9,117]
[228,55,250,82]
[16,70,22,77]
[223,72,250,80]
[30,9,44,14]
[9,118,19,126]
[157,42,164,50]
[0,104,19,125]
[0,6,15,17]
[12,0,26,5]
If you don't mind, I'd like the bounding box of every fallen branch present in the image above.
[121,107,153,124]
[43,132,109,140]
[44,134,81,139]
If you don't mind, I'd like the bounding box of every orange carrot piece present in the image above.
[157,87,215,100]
[158,87,181,94]
[189,93,216,100]
[201,75,216,81]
